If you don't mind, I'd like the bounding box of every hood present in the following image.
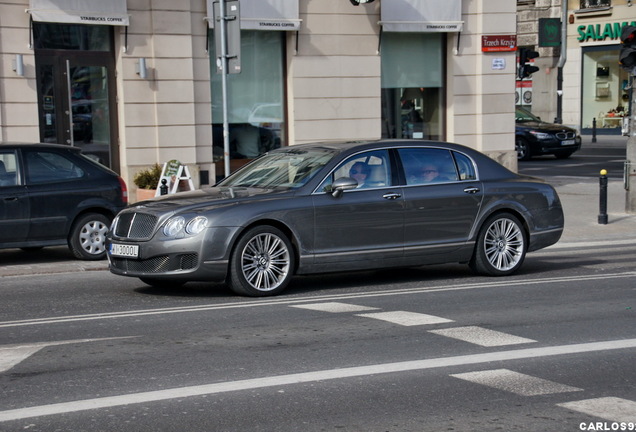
[130,186,291,214]
[516,120,577,134]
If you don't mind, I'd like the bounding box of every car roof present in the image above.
[0,142,82,152]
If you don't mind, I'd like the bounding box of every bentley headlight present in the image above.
[163,216,185,237]
[185,216,208,235]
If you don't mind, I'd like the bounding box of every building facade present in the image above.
[517,0,634,134]
[0,0,517,199]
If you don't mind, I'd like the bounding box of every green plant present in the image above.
[133,163,162,189]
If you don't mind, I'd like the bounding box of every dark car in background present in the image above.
[107,140,563,297]
[515,106,581,161]
[0,143,128,260]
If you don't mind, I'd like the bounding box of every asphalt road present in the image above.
[1,238,635,431]
[1,139,634,431]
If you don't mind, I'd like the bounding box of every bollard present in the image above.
[160,178,169,195]
[598,169,608,225]
[592,118,597,143]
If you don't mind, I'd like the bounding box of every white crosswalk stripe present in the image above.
[558,397,636,423]
[450,369,583,396]
[290,302,378,313]
[429,326,536,347]
[355,311,454,326]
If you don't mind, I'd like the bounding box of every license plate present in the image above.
[110,243,139,258]
[561,139,575,146]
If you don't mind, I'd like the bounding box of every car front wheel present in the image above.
[470,213,527,276]
[229,225,295,297]
[69,213,111,260]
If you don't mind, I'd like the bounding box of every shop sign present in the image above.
[481,35,517,52]
[577,21,636,42]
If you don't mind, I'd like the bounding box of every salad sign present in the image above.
[155,160,195,196]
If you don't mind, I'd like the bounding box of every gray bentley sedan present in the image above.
[107,140,564,296]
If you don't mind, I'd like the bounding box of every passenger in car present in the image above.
[349,162,370,188]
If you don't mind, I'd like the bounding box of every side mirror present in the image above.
[331,177,358,198]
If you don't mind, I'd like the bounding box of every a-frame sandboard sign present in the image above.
[154,160,195,197]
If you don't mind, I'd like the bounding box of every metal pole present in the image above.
[219,0,231,179]
[626,71,636,213]
[555,0,567,124]
[598,169,608,225]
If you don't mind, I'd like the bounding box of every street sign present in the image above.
[213,0,241,74]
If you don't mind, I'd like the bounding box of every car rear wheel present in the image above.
[229,225,295,297]
[69,213,111,260]
[515,137,531,161]
[470,213,527,276]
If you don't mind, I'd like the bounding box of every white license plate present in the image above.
[561,139,575,146]
[110,243,139,258]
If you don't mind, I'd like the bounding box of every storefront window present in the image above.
[380,32,444,140]
[581,45,627,132]
[210,31,285,177]
[33,23,111,51]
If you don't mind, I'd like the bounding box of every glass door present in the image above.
[35,53,118,169]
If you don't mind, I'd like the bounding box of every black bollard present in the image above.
[598,169,608,225]
[592,118,597,143]
[160,178,169,195]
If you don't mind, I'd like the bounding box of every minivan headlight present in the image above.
[163,216,185,237]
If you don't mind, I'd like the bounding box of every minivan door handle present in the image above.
[463,187,480,194]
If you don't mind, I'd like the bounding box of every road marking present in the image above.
[429,326,536,347]
[1,272,635,329]
[0,339,635,422]
[450,369,582,396]
[291,302,378,313]
[0,337,136,373]
[558,397,636,422]
[355,311,454,326]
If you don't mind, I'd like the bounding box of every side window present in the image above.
[0,152,18,187]
[453,152,477,181]
[398,148,458,185]
[25,151,84,184]
[318,150,391,192]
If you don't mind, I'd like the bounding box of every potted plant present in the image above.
[133,163,162,201]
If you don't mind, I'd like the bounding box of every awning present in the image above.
[206,0,301,31]
[28,0,129,26]
[380,0,463,32]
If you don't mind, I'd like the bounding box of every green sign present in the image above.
[539,18,561,47]
[577,21,636,42]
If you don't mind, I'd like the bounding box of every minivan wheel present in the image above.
[69,213,111,260]
[470,213,527,276]
[229,225,295,297]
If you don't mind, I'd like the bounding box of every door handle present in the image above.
[3,197,18,201]
[382,192,402,200]
[463,187,480,194]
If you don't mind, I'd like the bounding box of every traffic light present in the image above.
[619,25,636,70]
[349,0,375,4]
[518,47,540,80]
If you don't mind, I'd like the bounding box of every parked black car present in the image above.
[515,106,581,160]
[107,140,564,297]
[0,143,128,259]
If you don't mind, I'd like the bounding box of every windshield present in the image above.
[515,107,540,122]
[218,149,335,189]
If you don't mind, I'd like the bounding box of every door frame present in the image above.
[35,51,120,172]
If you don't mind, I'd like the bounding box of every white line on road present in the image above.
[1,271,635,329]
[558,397,636,423]
[429,326,536,347]
[1,338,635,422]
[450,369,582,396]
[356,311,454,326]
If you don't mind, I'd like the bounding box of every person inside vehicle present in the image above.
[349,162,370,188]
[420,162,448,183]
